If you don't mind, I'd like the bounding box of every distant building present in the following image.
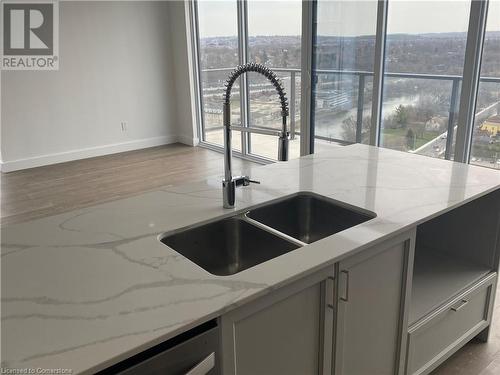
[425,116,447,131]
[315,89,351,111]
[480,115,500,136]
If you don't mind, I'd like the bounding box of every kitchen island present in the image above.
[2,144,500,374]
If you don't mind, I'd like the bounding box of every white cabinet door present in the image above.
[221,266,334,375]
[334,230,415,375]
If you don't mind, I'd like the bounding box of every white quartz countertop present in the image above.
[2,144,500,374]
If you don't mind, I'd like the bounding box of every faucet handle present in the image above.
[233,176,260,187]
[243,177,260,186]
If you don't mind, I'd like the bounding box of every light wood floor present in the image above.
[1,143,498,374]
[0,144,255,226]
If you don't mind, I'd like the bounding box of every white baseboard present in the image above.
[1,135,180,172]
[177,134,200,147]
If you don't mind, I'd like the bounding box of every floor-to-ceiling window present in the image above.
[380,1,471,159]
[197,1,242,151]
[192,0,500,170]
[247,0,302,159]
[309,0,499,170]
[470,1,500,169]
[312,0,378,146]
[194,0,302,162]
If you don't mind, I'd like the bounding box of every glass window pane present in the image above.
[380,1,470,159]
[312,0,378,146]
[247,0,302,160]
[470,1,500,170]
[197,0,241,151]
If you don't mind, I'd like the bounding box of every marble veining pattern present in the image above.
[2,144,500,373]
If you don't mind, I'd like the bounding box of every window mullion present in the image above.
[300,0,314,156]
[454,0,489,163]
[370,0,389,147]
[237,0,250,155]
[190,0,205,144]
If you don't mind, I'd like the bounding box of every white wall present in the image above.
[1,1,196,172]
[168,0,198,147]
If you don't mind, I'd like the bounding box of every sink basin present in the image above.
[160,192,375,275]
[160,217,300,276]
[247,192,376,244]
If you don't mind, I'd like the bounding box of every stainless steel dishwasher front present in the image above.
[103,320,220,375]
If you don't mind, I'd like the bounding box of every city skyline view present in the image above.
[198,0,500,37]
[197,0,500,169]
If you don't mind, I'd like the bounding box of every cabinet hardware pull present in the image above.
[340,270,349,302]
[327,276,335,309]
[186,352,215,375]
[451,299,469,312]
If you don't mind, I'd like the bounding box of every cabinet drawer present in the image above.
[406,273,496,375]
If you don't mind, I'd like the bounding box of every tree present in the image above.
[395,105,409,128]
[415,95,441,122]
[406,128,416,150]
[280,49,289,68]
[262,50,269,65]
[341,115,372,143]
[341,117,357,142]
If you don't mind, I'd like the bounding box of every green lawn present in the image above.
[381,126,441,151]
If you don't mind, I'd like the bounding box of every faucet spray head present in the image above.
[223,63,289,117]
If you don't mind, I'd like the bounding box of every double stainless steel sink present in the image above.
[160,192,376,276]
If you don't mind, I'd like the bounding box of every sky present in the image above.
[198,0,500,38]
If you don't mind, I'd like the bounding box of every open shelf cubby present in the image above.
[409,247,491,325]
[409,189,500,326]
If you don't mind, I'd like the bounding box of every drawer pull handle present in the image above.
[451,299,469,312]
[186,352,215,375]
[327,276,335,309]
[340,270,349,302]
